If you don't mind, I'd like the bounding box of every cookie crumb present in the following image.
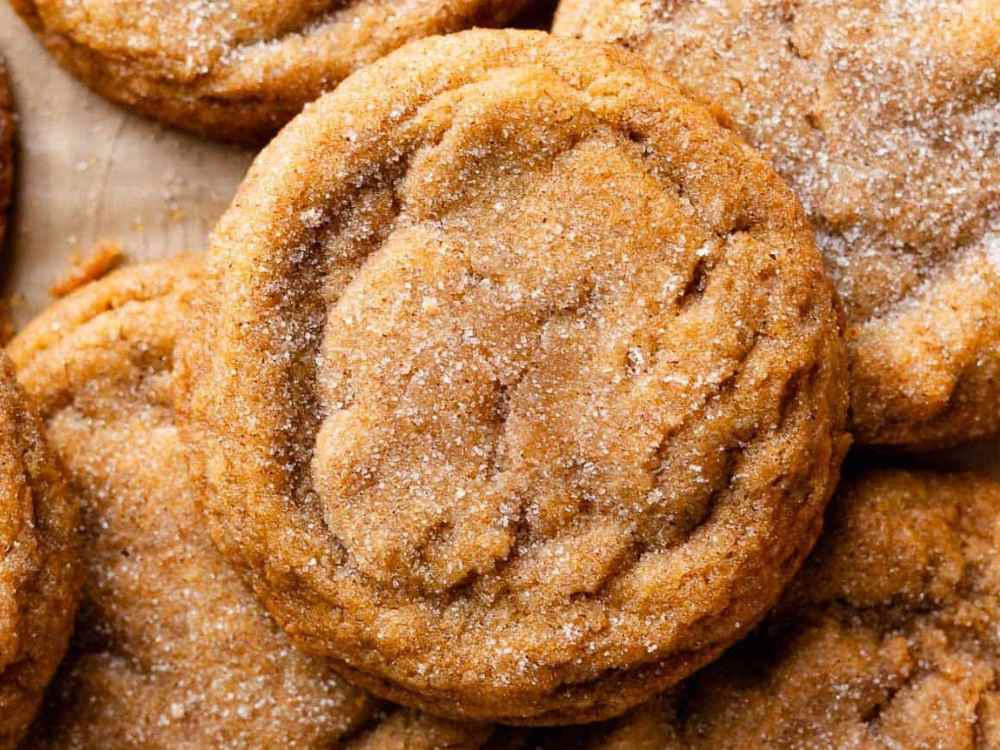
[50,241,124,298]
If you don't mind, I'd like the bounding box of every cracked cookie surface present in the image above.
[554,0,1000,449]
[0,57,13,251]
[10,258,495,750]
[9,0,530,144]
[0,352,79,749]
[181,29,850,724]
[534,469,1000,749]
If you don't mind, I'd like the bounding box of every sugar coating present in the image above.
[0,352,79,750]
[554,0,1000,449]
[0,58,13,251]
[9,259,494,750]
[535,470,1000,749]
[9,0,531,143]
[182,30,850,724]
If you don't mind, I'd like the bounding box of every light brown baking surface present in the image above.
[0,56,13,252]
[554,0,1000,450]
[10,257,501,750]
[10,0,531,144]
[0,351,79,749]
[532,469,1000,749]
[181,28,850,724]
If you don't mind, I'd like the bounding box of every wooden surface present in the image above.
[0,4,996,477]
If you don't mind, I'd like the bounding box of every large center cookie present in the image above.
[554,0,1000,449]
[182,29,850,724]
[10,0,530,143]
[10,258,499,750]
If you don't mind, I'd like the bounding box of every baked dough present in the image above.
[555,0,1000,448]
[10,0,531,144]
[537,469,1000,749]
[11,258,495,750]
[0,350,79,749]
[181,29,850,724]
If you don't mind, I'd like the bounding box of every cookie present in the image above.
[348,708,495,750]
[180,29,850,724]
[9,0,531,144]
[0,57,13,250]
[0,351,79,749]
[10,258,495,749]
[534,469,1000,749]
[554,0,1000,449]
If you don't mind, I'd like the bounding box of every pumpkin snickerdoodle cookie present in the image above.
[181,29,850,724]
[0,352,79,749]
[555,0,1000,449]
[10,258,494,750]
[9,0,531,144]
[536,469,1000,749]
[0,57,13,250]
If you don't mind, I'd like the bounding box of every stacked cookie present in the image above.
[555,0,1000,449]
[1,1,998,747]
